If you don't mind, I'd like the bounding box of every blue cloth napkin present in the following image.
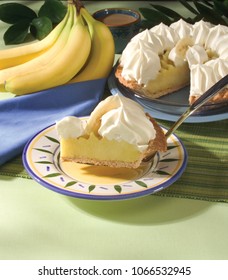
[0,78,106,165]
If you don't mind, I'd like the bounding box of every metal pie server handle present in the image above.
[165,74,228,139]
[143,74,228,163]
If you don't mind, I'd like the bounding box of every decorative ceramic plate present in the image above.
[23,122,188,200]
[108,69,228,123]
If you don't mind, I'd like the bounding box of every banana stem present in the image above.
[80,8,96,37]
[70,0,95,36]
[71,0,84,14]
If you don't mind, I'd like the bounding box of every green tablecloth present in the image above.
[1,116,227,203]
[1,1,228,262]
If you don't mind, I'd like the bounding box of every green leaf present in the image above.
[3,20,31,45]
[56,153,61,170]
[0,3,37,24]
[43,172,61,178]
[114,185,122,193]
[30,16,52,40]
[178,0,199,15]
[214,0,228,17]
[167,145,178,150]
[159,159,179,162]
[45,135,60,144]
[89,185,96,193]
[140,0,227,26]
[35,161,53,164]
[193,0,227,24]
[150,4,184,21]
[140,19,156,29]
[38,0,67,24]
[135,181,148,188]
[139,8,173,25]
[200,0,213,8]
[188,15,203,24]
[155,170,170,176]
[65,181,77,188]
[34,148,53,154]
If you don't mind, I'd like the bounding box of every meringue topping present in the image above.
[120,39,161,85]
[56,95,156,152]
[119,19,228,99]
[186,45,209,67]
[97,95,156,151]
[190,58,228,96]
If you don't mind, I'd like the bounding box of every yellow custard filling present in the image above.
[60,133,141,163]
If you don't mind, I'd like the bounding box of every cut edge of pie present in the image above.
[59,114,167,169]
[115,50,190,100]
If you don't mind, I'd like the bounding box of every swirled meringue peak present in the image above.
[131,29,164,54]
[56,116,87,139]
[190,64,216,97]
[170,19,193,38]
[190,59,228,97]
[186,45,209,67]
[205,24,228,50]
[150,22,179,50]
[120,39,139,66]
[211,33,228,59]
[120,39,161,85]
[192,20,213,46]
[205,58,228,80]
[91,95,156,152]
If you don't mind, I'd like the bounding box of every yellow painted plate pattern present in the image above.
[22,121,188,200]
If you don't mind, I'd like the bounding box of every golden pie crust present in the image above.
[189,88,228,104]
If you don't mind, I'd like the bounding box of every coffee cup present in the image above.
[93,8,141,53]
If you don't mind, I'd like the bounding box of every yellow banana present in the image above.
[5,5,91,95]
[68,6,115,83]
[0,5,69,70]
[0,5,73,92]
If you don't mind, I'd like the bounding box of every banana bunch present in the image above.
[0,0,115,95]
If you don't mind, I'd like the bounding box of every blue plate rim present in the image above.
[22,123,188,201]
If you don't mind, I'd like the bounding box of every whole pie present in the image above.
[115,19,228,104]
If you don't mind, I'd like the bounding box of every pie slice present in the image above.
[56,95,167,168]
